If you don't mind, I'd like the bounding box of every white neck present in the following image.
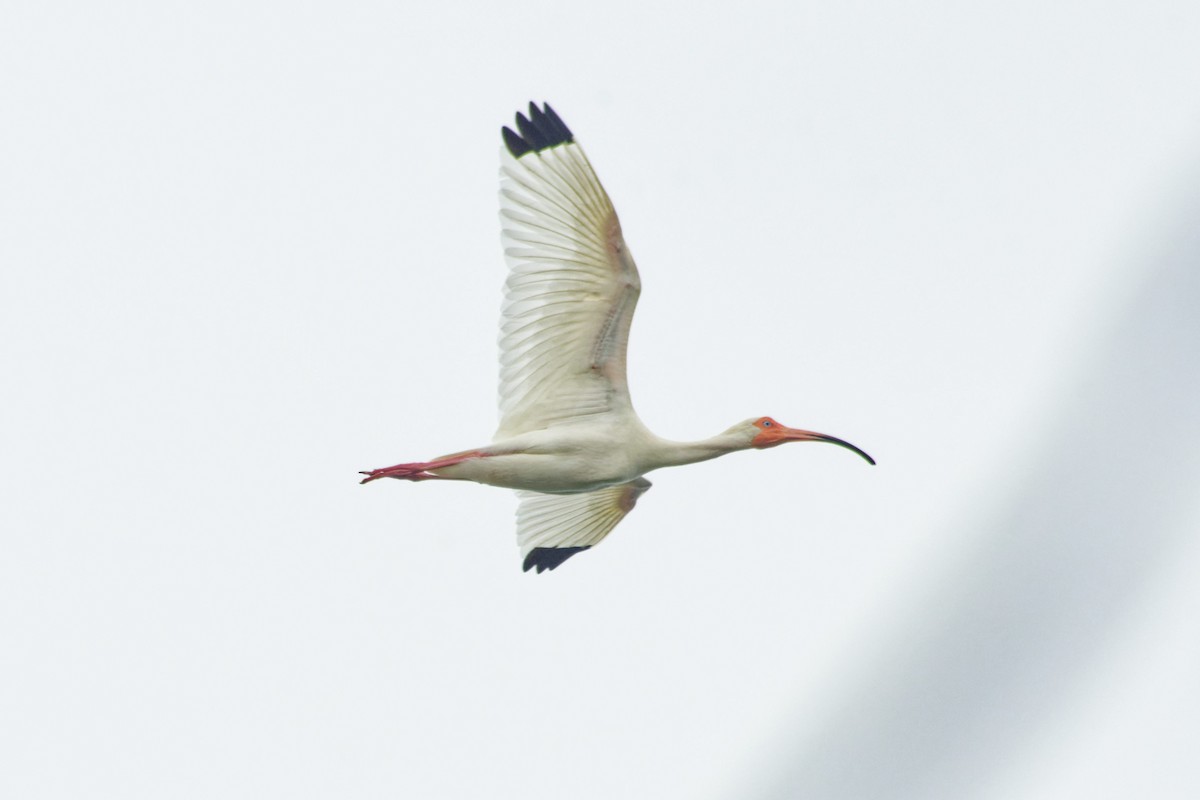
[646,429,750,470]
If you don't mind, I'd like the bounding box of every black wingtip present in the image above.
[502,101,574,158]
[501,126,531,158]
[522,546,591,573]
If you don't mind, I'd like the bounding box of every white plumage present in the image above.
[362,102,873,573]
[497,130,638,438]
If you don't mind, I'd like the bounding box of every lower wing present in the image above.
[516,478,652,573]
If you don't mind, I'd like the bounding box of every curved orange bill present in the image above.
[755,426,876,465]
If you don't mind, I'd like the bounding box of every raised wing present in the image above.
[517,478,652,573]
[496,102,642,438]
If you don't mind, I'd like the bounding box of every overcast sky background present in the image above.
[4,2,1199,798]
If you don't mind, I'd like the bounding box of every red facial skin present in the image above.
[750,417,875,465]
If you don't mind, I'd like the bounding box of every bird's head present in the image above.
[741,416,875,464]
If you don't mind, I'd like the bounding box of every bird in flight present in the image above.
[361,102,874,573]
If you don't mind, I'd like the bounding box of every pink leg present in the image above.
[358,451,483,485]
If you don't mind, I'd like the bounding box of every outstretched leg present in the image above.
[358,451,483,485]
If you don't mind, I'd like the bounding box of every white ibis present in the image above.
[362,102,874,572]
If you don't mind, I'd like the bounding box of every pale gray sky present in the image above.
[3,2,1199,798]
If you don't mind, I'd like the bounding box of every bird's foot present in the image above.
[359,462,439,484]
[358,451,484,485]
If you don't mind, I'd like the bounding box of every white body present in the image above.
[438,423,748,493]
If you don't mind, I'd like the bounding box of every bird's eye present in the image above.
[762,420,772,427]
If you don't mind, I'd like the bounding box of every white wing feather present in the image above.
[517,478,652,572]
[496,136,641,438]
